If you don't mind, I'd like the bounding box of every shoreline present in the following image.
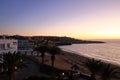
[62,50,120,68]
[35,50,89,72]
[34,50,120,80]
[60,47,120,67]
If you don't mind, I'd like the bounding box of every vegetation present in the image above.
[84,58,120,80]
[24,75,49,80]
[1,52,27,80]
[0,35,105,46]
[85,58,102,80]
[71,64,79,72]
[100,63,120,80]
[34,45,48,64]
[47,46,61,68]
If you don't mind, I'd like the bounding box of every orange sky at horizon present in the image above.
[1,0,120,40]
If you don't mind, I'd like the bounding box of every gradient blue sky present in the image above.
[0,0,120,39]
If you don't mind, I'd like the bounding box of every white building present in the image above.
[0,39,18,54]
[18,40,34,55]
[0,35,34,55]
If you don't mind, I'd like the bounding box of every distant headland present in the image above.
[0,35,105,46]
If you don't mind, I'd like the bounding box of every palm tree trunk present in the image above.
[8,70,14,80]
[41,53,45,64]
[31,51,33,56]
[42,56,44,64]
[37,51,39,56]
[51,55,55,68]
[52,60,54,68]
[11,72,15,80]
[90,73,96,80]
[25,51,27,55]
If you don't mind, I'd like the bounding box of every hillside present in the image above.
[0,35,105,46]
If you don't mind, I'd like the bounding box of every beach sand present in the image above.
[34,50,120,80]
[35,51,91,75]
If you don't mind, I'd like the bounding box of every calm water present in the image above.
[59,40,120,65]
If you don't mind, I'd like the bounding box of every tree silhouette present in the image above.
[47,46,61,68]
[34,45,48,64]
[2,52,27,80]
[85,58,102,80]
[71,64,79,72]
[0,55,3,72]
[101,63,120,80]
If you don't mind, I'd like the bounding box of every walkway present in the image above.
[16,57,49,80]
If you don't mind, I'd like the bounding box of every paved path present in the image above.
[16,58,49,80]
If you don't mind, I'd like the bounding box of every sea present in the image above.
[59,39,120,66]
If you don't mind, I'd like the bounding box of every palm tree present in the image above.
[2,52,27,80]
[47,46,61,68]
[100,63,120,80]
[0,55,3,72]
[71,64,79,72]
[24,75,49,80]
[34,45,48,64]
[84,58,102,80]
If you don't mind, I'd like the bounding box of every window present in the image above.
[7,43,10,48]
[13,42,17,45]
[0,44,5,49]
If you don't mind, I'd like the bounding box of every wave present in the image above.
[60,42,120,66]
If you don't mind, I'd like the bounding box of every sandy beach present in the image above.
[35,51,92,75]
[34,50,120,80]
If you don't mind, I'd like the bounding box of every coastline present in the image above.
[35,50,120,79]
[62,50,120,68]
[59,42,120,67]
[62,49,120,67]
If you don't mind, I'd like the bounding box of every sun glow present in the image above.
[1,0,120,40]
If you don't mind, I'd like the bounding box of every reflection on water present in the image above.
[60,40,120,65]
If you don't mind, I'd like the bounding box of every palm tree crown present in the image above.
[1,52,27,80]
[34,45,48,64]
[85,58,102,80]
[47,46,61,68]
[100,63,120,80]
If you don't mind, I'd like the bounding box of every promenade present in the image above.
[15,56,49,80]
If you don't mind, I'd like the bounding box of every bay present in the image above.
[59,40,120,65]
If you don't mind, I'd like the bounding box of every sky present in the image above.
[0,0,120,40]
